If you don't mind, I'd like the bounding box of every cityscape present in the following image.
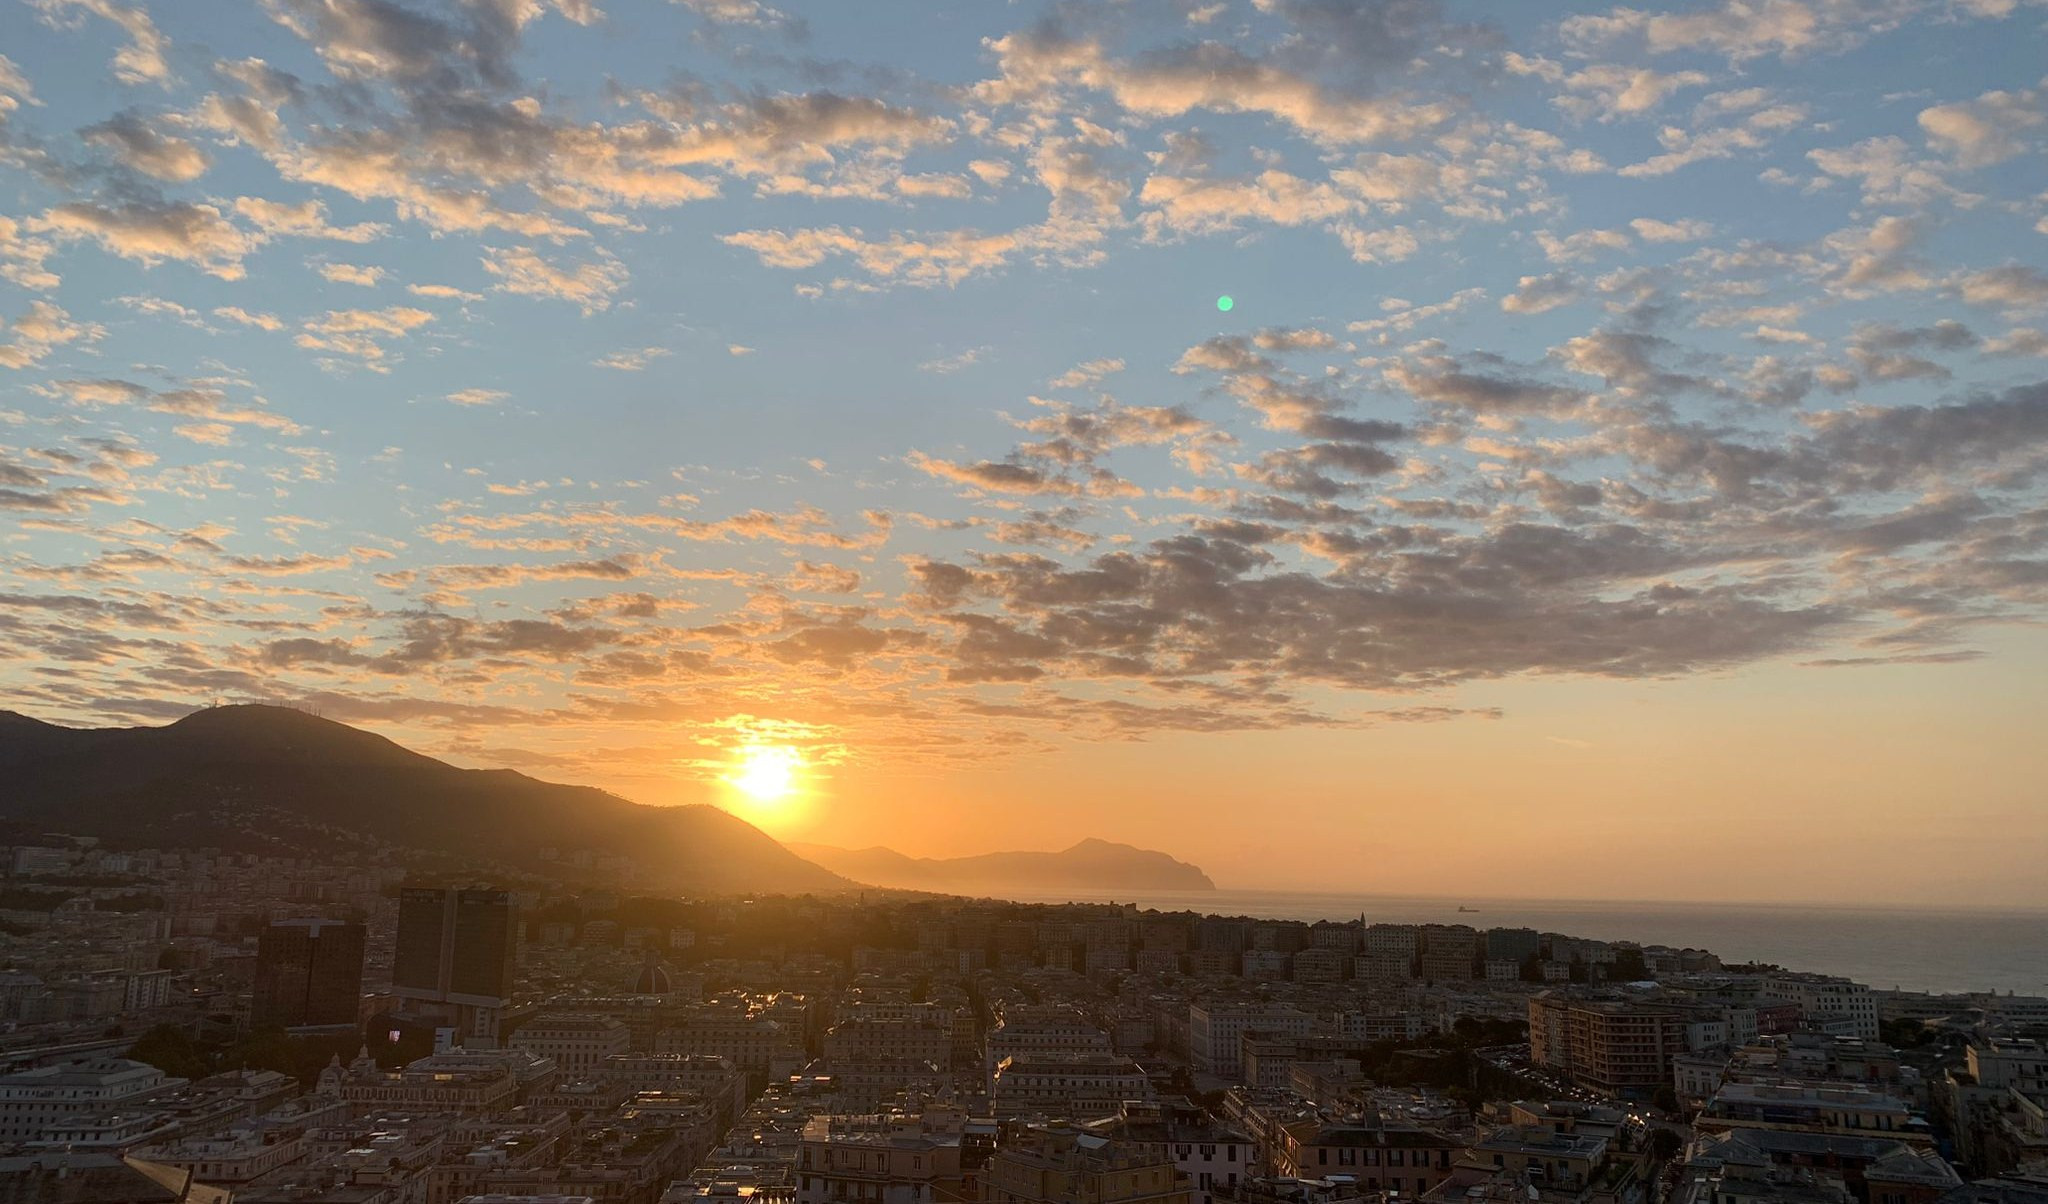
[0,821,2044,1204]
[4,0,2048,1203]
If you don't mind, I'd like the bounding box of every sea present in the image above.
[990,888,2048,998]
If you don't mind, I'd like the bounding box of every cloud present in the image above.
[1505,56,1711,122]
[0,55,40,110]
[34,200,257,279]
[722,224,1024,287]
[48,375,301,433]
[296,305,435,367]
[213,306,284,330]
[918,346,990,374]
[1806,135,1970,207]
[81,111,209,181]
[408,283,482,301]
[191,58,297,151]
[320,262,386,286]
[1501,272,1583,315]
[233,197,385,243]
[976,19,1458,147]
[0,300,103,369]
[1919,84,2045,167]
[1050,358,1126,389]
[1559,0,1904,62]
[673,0,794,29]
[481,245,628,312]
[1387,353,1586,416]
[0,216,60,290]
[1954,264,2048,310]
[1617,102,1810,177]
[594,346,671,370]
[1536,228,1631,264]
[1630,217,1715,243]
[9,0,2048,761]
[1139,169,1356,237]
[33,0,172,86]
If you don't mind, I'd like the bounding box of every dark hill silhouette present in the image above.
[786,837,1216,894]
[0,705,849,895]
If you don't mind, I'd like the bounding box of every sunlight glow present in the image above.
[727,744,803,805]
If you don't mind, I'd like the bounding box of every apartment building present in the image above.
[1759,977,1880,1041]
[796,1111,967,1204]
[1530,992,1691,1096]
[1189,1004,1313,1079]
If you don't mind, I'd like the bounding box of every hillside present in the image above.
[786,837,1216,894]
[0,705,850,895]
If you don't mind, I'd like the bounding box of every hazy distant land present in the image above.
[787,838,1218,895]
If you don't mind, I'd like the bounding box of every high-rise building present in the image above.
[394,887,517,1044]
[1529,992,1690,1095]
[253,918,365,1029]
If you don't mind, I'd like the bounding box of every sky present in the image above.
[3,0,2047,907]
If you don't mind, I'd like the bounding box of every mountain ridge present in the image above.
[0,705,851,896]
[786,837,1217,893]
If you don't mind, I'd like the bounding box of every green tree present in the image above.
[127,1024,209,1080]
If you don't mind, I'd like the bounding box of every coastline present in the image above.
[979,886,2048,997]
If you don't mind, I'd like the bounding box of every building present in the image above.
[510,1014,632,1079]
[1530,993,1690,1096]
[824,1018,951,1068]
[0,1057,184,1147]
[395,887,520,1045]
[1458,1124,1612,1193]
[657,1000,808,1087]
[984,1121,1190,1204]
[1760,977,1880,1042]
[252,918,365,1029]
[323,1048,554,1115]
[1699,1081,1926,1143]
[1418,926,1480,982]
[1084,1102,1254,1204]
[1487,929,1544,964]
[991,1054,1154,1119]
[796,1111,968,1204]
[1190,1005,1313,1080]
[1332,1013,1427,1044]
[0,1151,233,1204]
[1291,950,1347,985]
[1273,1118,1458,1195]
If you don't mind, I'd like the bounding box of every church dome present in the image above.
[630,950,673,995]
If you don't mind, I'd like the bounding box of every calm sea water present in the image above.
[992,888,2048,997]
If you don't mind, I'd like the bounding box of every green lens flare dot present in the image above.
[1216,295,1234,312]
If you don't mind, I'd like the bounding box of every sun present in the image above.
[726,744,803,805]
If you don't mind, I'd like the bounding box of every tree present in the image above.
[225,1027,303,1078]
[1881,1017,1937,1049]
[1652,1085,1680,1114]
[127,1024,208,1080]
[1649,1128,1684,1163]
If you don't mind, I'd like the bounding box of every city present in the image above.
[0,833,2042,1204]
[3,0,2048,1203]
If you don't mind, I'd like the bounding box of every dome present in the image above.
[630,950,673,995]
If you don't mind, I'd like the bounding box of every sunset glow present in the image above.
[727,745,804,808]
